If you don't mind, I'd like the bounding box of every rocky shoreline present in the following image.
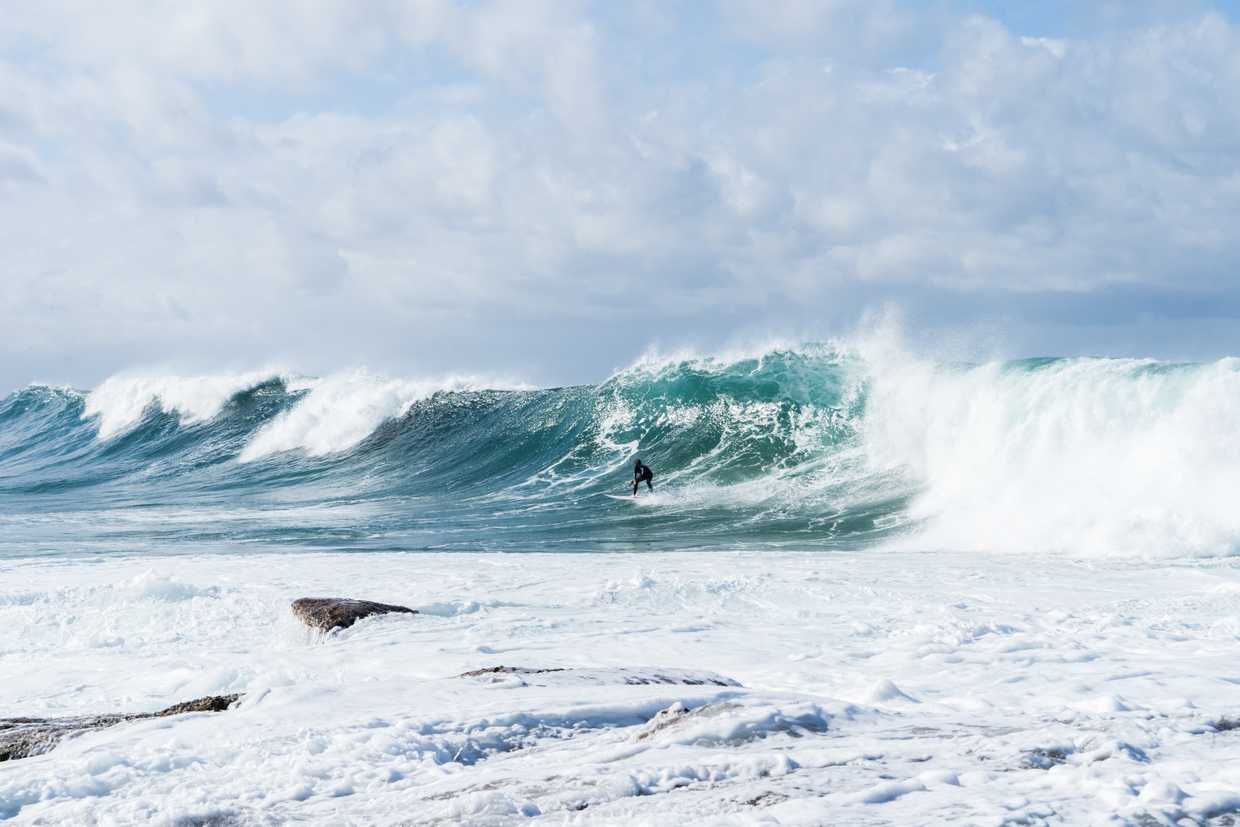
[4,572,1237,826]
[1,597,746,765]
[1,694,242,762]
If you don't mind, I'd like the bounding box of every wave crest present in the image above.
[239,372,527,461]
[84,371,284,439]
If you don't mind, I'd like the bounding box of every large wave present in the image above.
[2,343,1239,557]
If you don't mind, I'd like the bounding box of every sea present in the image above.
[2,342,1238,560]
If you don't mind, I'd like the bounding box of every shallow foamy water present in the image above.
[2,550,1239,825]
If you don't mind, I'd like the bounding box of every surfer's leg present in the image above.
[646,479,653,492]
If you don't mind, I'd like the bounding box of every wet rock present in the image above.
[158,695,241,715]
[0,716,127,762]
[617,669,739,687]
[0,694,242,762]
[291,597,417,632]
[1212,717,1239,732]
[458,666,567,679]
[457,666,741,687]
[170,813,250,827]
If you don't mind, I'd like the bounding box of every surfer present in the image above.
[632,459,654,495]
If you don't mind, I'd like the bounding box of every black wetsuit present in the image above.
[633,462,654,495]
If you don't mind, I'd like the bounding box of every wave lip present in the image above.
[238,371,532,462]
[84,371,285,439]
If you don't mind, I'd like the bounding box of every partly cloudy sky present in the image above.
[3,1,1240,390]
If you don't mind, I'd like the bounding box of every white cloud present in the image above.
[2,2,388,82]
[3,3,1240,390]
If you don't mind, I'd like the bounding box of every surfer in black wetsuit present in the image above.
[632,459,654,495]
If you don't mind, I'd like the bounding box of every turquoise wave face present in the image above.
[0,349,913,556]
[5,347,1240,558]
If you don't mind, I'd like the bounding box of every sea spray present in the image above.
[864,355,1240,556]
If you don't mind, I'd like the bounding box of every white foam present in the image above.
[238,370,529,461]
[84,371,281,439]
[2,549,1238,823]
[861,347,1240,557]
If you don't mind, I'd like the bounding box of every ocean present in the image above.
[3,344,1240,824]
[4,343,1239,559]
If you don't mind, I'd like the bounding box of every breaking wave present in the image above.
[3,343,1240,557]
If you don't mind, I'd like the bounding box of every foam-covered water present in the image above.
[4,550,1240,824]
[4,343,1240,557]
[7,346,1240,824]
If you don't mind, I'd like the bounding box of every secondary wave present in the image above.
[2,344,1239,557]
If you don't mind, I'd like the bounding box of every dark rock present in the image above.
[158,695,241,716]
[458,666,567,679]
[170,813,247,827]
[1213,717,1240,732]
[456,666,740,687]
[291,597,417,632]
[0,693,241,762]
[0,717,122,762]
[621,671,736,687]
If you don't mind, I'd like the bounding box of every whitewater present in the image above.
[3,343,1240,825]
